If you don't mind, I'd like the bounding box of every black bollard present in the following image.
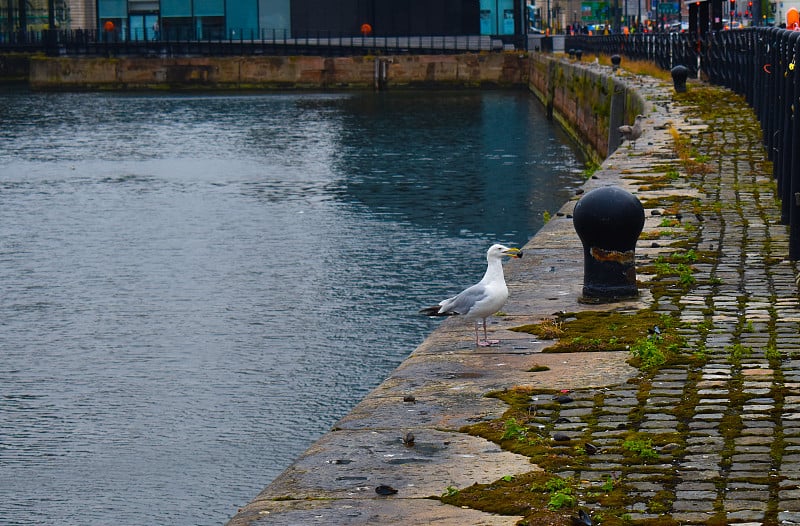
[611,54,621,71]
[573,186,645,303]
[671,65,689,93]
[575,49,583,61]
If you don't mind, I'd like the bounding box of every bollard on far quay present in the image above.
[671,65,689,93]
[573,186,645,303]
[611,54,621,71]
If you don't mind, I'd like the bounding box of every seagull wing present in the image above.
[437,282,490,316]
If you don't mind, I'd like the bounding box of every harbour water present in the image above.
[0,88,586,525]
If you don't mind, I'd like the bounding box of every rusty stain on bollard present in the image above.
[590,246,635,264]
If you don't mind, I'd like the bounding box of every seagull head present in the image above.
[487,244,523,260]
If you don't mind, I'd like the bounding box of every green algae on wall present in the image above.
[527,54,646,163]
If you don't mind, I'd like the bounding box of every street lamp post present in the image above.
[547,0,551,30]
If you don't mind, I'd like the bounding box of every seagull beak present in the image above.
[504,247,523,258]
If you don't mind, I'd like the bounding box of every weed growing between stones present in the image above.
[621,436,659,462]
[582,161,601,179]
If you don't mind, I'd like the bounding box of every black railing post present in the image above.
[789,33,800,259]
[778,31,796,229]
[765,31,778,154]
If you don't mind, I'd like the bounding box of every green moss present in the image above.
[510,310,696,370]
[440,471,576,524]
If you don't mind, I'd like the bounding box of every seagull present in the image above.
[618,114,645,149]
[420,244,522,347]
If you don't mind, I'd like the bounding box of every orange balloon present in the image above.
[788,7,800,28]
[103,20,115,32]
[360,23,372,36]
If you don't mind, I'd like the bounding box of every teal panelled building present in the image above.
[97,0,289,39]
[96,0,521,39]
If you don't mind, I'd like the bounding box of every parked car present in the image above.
[669,21,689,32]
[721,19,743,29]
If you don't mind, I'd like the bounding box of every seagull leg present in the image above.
[474,323,484,347]
[478,318,500,346]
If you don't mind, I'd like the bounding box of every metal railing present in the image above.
[567,28,800,260]
[0,29,509,56]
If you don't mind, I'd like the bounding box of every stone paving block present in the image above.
[688,421,722,431]
[731,453,772,463]
[780,489,800,499]
[694,412,724,420]
[695,404,728,413]
[726,510,766,522]
[778,510,800,523]
[672,500,716,512]
[675,481,717,492]
[675,469,720,481]
[734,436,773,447]
[630,481,669,492]
[725,491,769,504]
[675,490,717,500]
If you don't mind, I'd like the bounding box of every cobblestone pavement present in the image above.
[534,83,800,524]
[227,68,800,526]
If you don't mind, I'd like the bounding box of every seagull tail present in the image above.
[419,305,454,316]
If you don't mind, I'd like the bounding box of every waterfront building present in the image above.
[0,0,532,40]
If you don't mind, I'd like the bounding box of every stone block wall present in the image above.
[27,53,529,90]
[527,53,646,161]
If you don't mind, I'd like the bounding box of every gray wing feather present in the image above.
[439,284,488,315]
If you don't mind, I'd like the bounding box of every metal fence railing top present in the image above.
[0,29,531,57]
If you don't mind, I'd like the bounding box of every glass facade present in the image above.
[480,0,516,34]
[93,0,289,39]
[0,0,60,32]
[225,0,258,38]
[258,0,290,37]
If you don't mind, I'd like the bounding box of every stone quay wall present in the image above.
[24,53,529,90]
[0,52,32,82]
[527,53,646,161]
